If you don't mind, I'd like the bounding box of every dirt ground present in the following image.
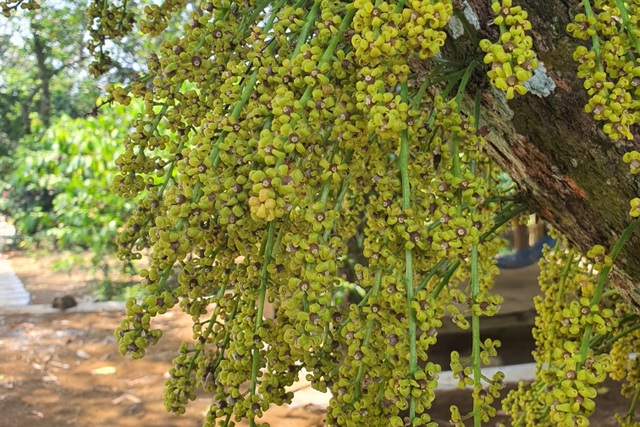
[4,251,136,305]
[0,252,637,426]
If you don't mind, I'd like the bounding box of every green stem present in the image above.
[597,322,640,348]
[413,75,432,107]
[264,7,355,153]
[614,0,640,56]
[178,277,239,406]
[353,268,382,399]
[269,7,356,169]
[291,1,320,58]
[319,138,338,204]
[425,201,526,300]
[455,60,478,101]
[452,133,461,186]
[626,382,640,423]
[416,258,447,292]
[210,281,241,372]
[594,218,640,303]
[400,96,412,210]
[429,259,460,299]
[248,221,277,427]
[238,0,280,35]
[117,0,129,30]
[470,244,482,427]
[544,249,574,369]
[579,218,640,361]
[399,81,417,420]
[479,203,528,241]
[581,0,604,71]
[450,60,476,213]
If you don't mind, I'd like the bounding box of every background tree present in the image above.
[0,104,144,297]
[0,0,173,298]
[0,0,183,237]
[0,0,178,158]
[0,1,95,145]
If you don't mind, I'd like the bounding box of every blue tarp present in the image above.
[495,235,556,269]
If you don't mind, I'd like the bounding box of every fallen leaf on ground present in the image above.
[112,393,142,405]
[76,349,91,359]
[42,374,59,383]
[90,366,116,375]
[49,360,70,369]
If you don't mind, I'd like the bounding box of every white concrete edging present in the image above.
[287,363,538,409]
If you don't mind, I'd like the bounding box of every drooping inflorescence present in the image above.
[102,0,519,425]
[509,10,640,426]
[568,0,640,141]
[480,0,538,99]
[0,0,38,17]
[66,0,640,426]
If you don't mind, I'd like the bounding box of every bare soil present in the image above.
[5,251,98,305]
[0,252,636,426]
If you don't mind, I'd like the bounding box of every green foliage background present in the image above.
[0,103,140,266]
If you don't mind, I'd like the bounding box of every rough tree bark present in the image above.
[459,1,640,311]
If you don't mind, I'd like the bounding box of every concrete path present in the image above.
[287,363,538,409]
[0,218,30,307]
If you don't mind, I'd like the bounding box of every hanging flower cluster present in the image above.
[568,0,640,140]
[502,241,616,426]
[0,0,38,17]
[72,0,640,426]
[86,0,137,76]
[98,0,522,425]
[480,0,539,99]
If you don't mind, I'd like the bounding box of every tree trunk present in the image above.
[20,84,42,135]
[31,21,52,128]
[460,1,640,311]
